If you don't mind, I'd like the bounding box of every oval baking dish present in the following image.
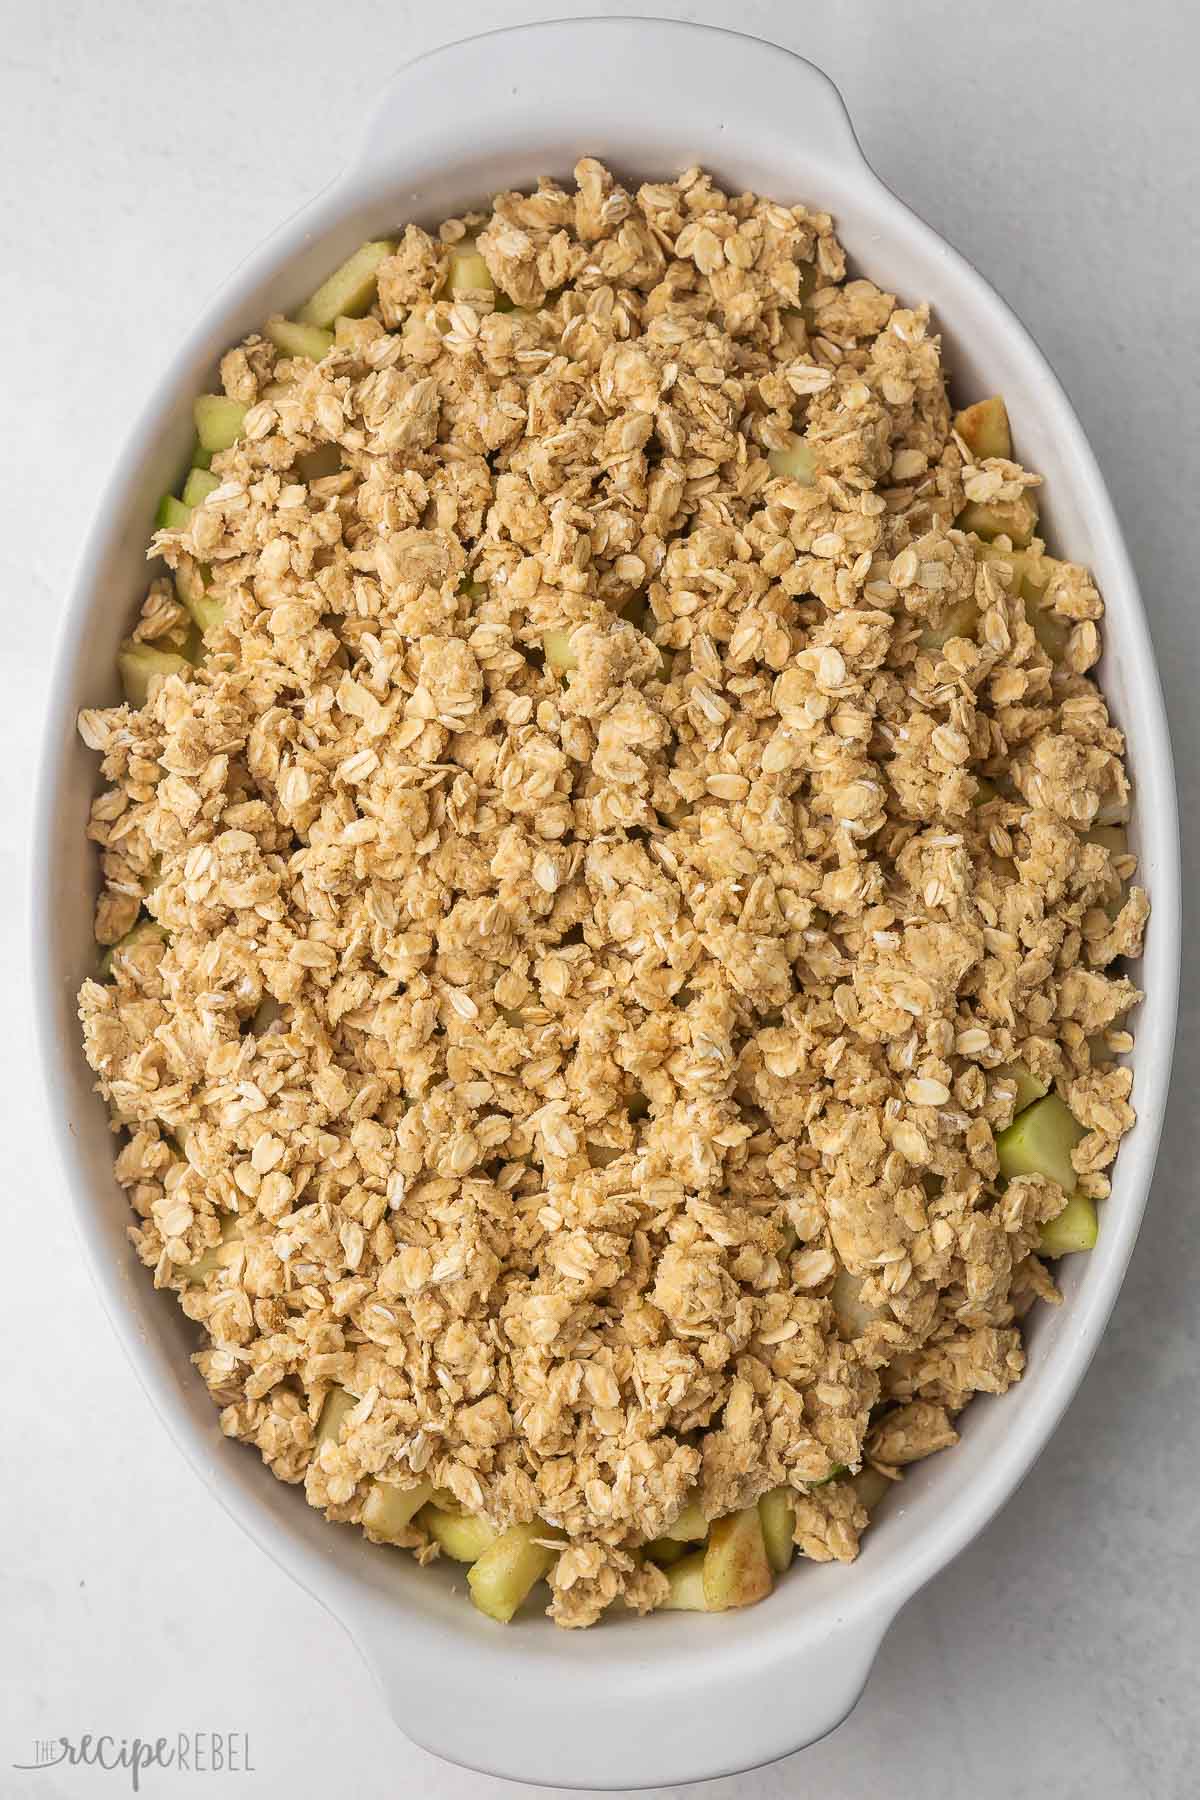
[31,18,1179,1788]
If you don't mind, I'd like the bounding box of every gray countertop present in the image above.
[2,2,1196,1795]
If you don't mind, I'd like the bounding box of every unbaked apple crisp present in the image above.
[77,160,1148,1627]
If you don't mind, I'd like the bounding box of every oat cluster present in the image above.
[78,161,1146,1627]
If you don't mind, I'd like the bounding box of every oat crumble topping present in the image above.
[76,161,1147,1628]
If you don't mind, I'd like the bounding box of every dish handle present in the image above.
[338,20,869,200]
[346,1593,895,1786]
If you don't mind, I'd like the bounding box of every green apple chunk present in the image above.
[181,468,220,508]
[661,1496,708,1543]
[806,1462,848,1487]
[1089,824,1130,858]
[757,1488,795,1574]
[853,1465,894,1510]
[297,239,398,329]
[194,394,247,452]
[994,1063,1049,1113]
[422,1505,498,1564]
[445,239,496,299]
[99,916,167,978]
[265,314,335,362]
[954,395,1012,460]
[918,595,978,651]
[542,628,579,672]
[1089,824,1131,917]
[766,433,816,484]
[467,1520,558,1623]
[175,564,224,637]
[645,1537,685,1567]
[116,642,192,706]
[314,1384,357,1450]
[155,494,192,532]
[702,1507,773,1611]
[830,1268,884,1337]
[662,1550,710,1611]
[1039,1194,1099,1256]
[178,1213,241,1283]
[362,1478,434,1543]
[1026,598,1072,660]
[957,491,1039,548]
[996,1094,1086,1193]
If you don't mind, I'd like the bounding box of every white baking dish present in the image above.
[31,19,1180,1789]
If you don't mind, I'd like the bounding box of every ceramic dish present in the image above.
[31,19,1180,1788]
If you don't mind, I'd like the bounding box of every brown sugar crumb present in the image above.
[76,161,1147,1627]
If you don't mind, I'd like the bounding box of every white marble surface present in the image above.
[3,2,1197,1795]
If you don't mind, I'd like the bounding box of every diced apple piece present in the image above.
[806,1463,848,1487]
[297,239,397,329]
[758,1488,795,1574]
[1093,790,1131,828]
[662,1496,708,1543]
[467,1520,558,1623]
[996,1094,1086,1193]
[1025,597,1072,660]
[174,557,221,630]
[314,1385,356,1450]
[1039,1194,1099,1256]
[445,239,496,299]
[974,540,1049,600]
[993,1063,1049,1113]
[190,440,214,471]
[178,582,224,637]
[99,916,167,979]
[362,1478,434,1543]
[1090,826,1131,917]
[919,595,978,651]
[194,394,247,452]
[542,629,579,671]
[957,492,1039,548]
[852,1465,894,1510]
[422,1505,498,1564]
[830,1268,884,1337]
[767,433,816,484]
[155,494,192,532]
[702,1507,773,1611]
[178,1213,241,1284]
[265,315,335,362]
[646,1537,685,1567]
[179,618,204,662]
[117,642,191,706]
[780,263,820,347]
[954,396,1012,461]
[662,1550,710,1611]
[182,468,220,508]
[1088,824,1129,858]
